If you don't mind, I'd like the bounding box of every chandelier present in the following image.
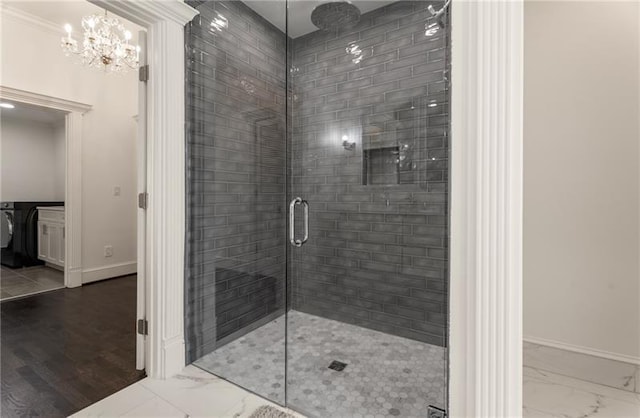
[61,11,140,73]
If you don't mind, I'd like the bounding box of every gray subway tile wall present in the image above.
[289,1,449,346]
[185,0,288,362]
[185,0,450,363]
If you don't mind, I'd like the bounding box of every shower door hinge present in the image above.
[137,319,148,336]
[139,65,149,82]
[138,192,148,210]
[427,406,446,418]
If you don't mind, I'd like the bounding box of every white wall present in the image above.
[524,1,640,360]
[1,5,139,279]
[1,116,65,201]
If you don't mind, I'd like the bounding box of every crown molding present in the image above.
[0,5,62,36]
[88,0,198,27]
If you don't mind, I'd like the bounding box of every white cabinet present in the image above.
[37,207,65,268]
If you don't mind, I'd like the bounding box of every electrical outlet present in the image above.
[113,186,121,197]
[104,245,113,257]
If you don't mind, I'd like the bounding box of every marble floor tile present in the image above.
[70,383,156,417]
[3,281,51,297]
[0,266,20,278]
[524,367,640,405]
[19,266,64,281]
[140,365,250,417]
[524,367,640,418]
[0,266,64,301]
[523,406,562,417]
[121,396,187,417]
[524,341,637,392]
[1,274,27,286]
[73,367,304,418]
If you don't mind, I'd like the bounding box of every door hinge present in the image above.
[138,192,148,210]
[139,64,149,82]
[137,319,148,336]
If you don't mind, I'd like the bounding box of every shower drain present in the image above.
[328,360,348,371]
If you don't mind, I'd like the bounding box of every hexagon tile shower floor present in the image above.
[195,311,446,418]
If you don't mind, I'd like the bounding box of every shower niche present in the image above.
[363,146,401,185]
[186,1,450,417]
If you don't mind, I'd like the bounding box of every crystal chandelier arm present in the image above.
[61,10,140,73]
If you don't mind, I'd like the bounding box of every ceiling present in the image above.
[1,102,66,125]
[3,0,143,42]
[243,0,396,38]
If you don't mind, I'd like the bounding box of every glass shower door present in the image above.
[185,0,288,404]
[286,1,450,417]
[186,1,450,416]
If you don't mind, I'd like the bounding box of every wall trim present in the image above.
[0,86,92,113]
[449,1,524,416]
[65,111,85,289]
[88,0,199,379]
[82,261,137,284]
[525,335,640,366]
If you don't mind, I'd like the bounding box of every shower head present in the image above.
[311,1,361,31]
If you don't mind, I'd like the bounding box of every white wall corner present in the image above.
[450,1,524,416]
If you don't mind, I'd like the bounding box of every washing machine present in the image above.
[1,202,15,266]
[1,201,64,268]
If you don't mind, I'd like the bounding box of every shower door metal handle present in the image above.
[289,197,309,247]
[301,199,309,245]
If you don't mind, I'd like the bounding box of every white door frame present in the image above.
[81,1,525,415]
[0,86,90,290]
[449,1,524,417]
[135,29,149,372]
[87,0,198,379]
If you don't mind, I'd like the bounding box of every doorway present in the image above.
[0,0,148,415]
[0,104,67,300]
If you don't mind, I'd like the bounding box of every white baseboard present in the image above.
[524,335,640,366]
[66,267,83,288]
[82,261,137,284]
[160,336,186,379]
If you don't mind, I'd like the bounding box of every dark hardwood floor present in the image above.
[1,275,145,417]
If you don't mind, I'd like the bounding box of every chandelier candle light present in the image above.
[61,10,140,73]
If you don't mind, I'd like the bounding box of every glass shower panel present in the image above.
[287,1,450,417]
[185,0,288,404]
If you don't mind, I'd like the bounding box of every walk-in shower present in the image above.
[185,1,450,416]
